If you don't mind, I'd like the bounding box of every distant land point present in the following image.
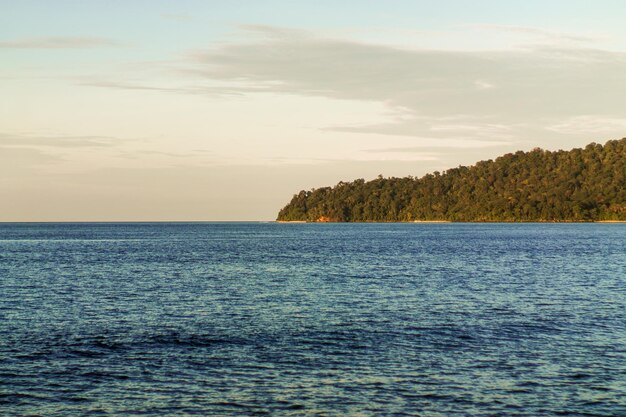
[277,138,626,223]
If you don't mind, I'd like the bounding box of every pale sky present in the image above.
[2,0,626,221]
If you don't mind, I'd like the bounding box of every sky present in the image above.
[2,0,626,221]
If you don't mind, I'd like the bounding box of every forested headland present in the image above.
[277,138,626,222]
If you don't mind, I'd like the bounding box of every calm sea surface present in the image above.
[1,223,625,416]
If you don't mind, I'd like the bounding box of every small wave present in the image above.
[79,371,130,381]
[146,332,248,348]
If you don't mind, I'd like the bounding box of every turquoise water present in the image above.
[1,223,625,416]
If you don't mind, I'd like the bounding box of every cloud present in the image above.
[0,37,122,49]
[0,147,61,168]
[325,115,516,141]
[547,115,626,135]
[474,80,495,90]
[363,138,511,153]
[0,132,122,149]
[114,149,214,162]
[178,25,626,146]
[78,80,246,96]
[82,25,626,150]
[473,24,599,46]
[186,25,626,108]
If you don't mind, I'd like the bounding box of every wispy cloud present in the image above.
[183,26,626,144]
[547,115,626,135]
[115,149,214,161]
[0,36,122,49]
[0,132,121,148]
[472,24,601,48]
[83,25,626,149]
[0,147,61,171]
[78,80,246,96]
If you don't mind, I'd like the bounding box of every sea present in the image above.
[1,222,625,416]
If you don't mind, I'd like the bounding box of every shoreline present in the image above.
[275,220,626,224]
[412,220,451,223]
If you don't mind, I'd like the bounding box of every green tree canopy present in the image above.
[277,138,626,222]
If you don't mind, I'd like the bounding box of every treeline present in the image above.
[277,138,626,222]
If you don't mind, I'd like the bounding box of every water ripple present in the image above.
[1,222,625,416]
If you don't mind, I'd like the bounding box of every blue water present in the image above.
[1,223,625,416]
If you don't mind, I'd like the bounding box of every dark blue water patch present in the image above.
[1,222,625,416]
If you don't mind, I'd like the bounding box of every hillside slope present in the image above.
[277,138,626,222]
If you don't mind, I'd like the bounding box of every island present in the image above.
[277,138,626,222]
